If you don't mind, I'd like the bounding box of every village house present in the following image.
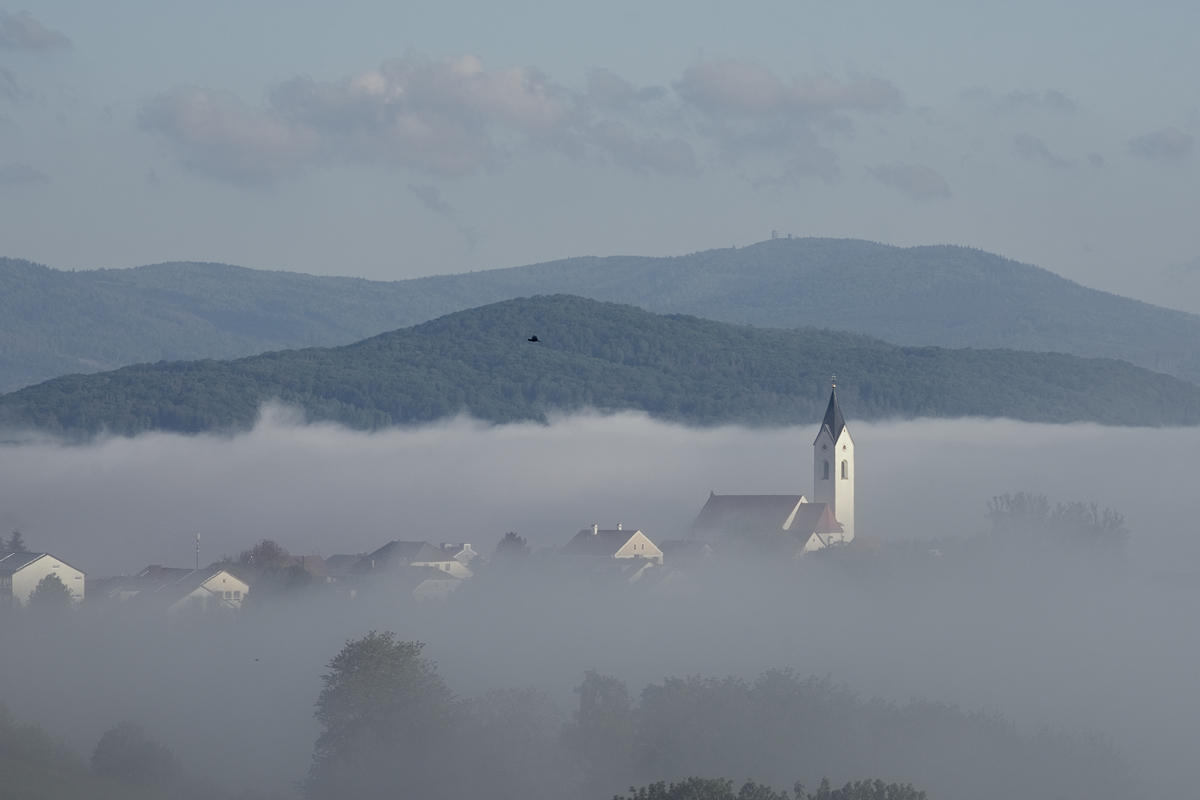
[94,565,250,613]
[0,551,85,606]
[560,525,664,564]
[324,541,479,600]
[349,541,478,579]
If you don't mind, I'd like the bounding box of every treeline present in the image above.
[0,703,274,800]
[5,295,1200,437]
[303,632,1130,800]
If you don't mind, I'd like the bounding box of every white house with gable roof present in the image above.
[0,552,85,606]
[561,525,663,564]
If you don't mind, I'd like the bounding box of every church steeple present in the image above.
[819,382,846,443]
[812,378,854,542]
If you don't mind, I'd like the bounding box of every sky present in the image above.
[1,1,1199,309]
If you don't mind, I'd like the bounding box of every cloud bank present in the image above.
[140,56,902,187]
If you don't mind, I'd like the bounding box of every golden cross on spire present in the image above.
[831,374,836,389]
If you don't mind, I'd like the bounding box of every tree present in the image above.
[615,777,737,800]
[239,539,292,568]
[27,572,74,616]
[91,720,183,787]
[5,528,28,553]
[564,670,637,794]
[494,531,531,558]
[614,778,925,800]
[987,492,1128,546]
[306,632,457,799]
[803,778,926,800]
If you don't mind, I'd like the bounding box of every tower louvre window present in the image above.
[841,460,848,479]
[823,460,830,480]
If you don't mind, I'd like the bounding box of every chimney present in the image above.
[592,524,598,535]
[618,523,623,530]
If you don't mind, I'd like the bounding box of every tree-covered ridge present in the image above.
[6,237,1200,392]
[3,295,1200,436]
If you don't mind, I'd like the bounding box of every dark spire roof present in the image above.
[820,386,846,442]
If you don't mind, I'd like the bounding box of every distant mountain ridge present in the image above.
[4,295,1200,437]
[4,238,1200,393]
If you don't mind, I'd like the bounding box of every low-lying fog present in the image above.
[2,408,1199,797]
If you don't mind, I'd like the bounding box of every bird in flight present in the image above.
[528,336,540,343]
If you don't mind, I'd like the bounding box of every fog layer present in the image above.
[1,409,1198,797]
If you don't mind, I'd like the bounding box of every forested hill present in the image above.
[3,295,1199,437]
[5,239,1200,393]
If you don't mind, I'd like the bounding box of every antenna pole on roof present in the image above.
[195,532,200,571]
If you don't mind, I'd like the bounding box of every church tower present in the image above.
[812,382,854,542]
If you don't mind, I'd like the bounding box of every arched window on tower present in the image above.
[841,460,848,479]
[823,460,830,480]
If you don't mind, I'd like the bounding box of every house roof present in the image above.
[561,529,649,557]
[101,568,245,610]
[287,555,327,576]
[133,565,229,587]
[323,554,360,576]
[788,503,844,536]
[692,494,805,533]
[0,551,47,573]
[0,551,85,575]
[352,541,448,573]
[816,386,847,444]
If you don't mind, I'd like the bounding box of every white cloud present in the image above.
[138,87,320,187]
[869,163,950,201]
[675,60,902,184]
[676,60,902,117]
[1128,127,1194,161]
[0,10,70,51]
[140,55,900,188]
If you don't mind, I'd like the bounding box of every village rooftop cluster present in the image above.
[2,388,857,614]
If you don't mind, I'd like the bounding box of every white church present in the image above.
[692,383,855,553]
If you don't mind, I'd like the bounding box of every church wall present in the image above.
[813,429,855,542]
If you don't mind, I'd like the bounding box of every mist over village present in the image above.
[3,3,1200,800]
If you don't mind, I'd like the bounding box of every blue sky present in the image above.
[1,1,1197,309]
